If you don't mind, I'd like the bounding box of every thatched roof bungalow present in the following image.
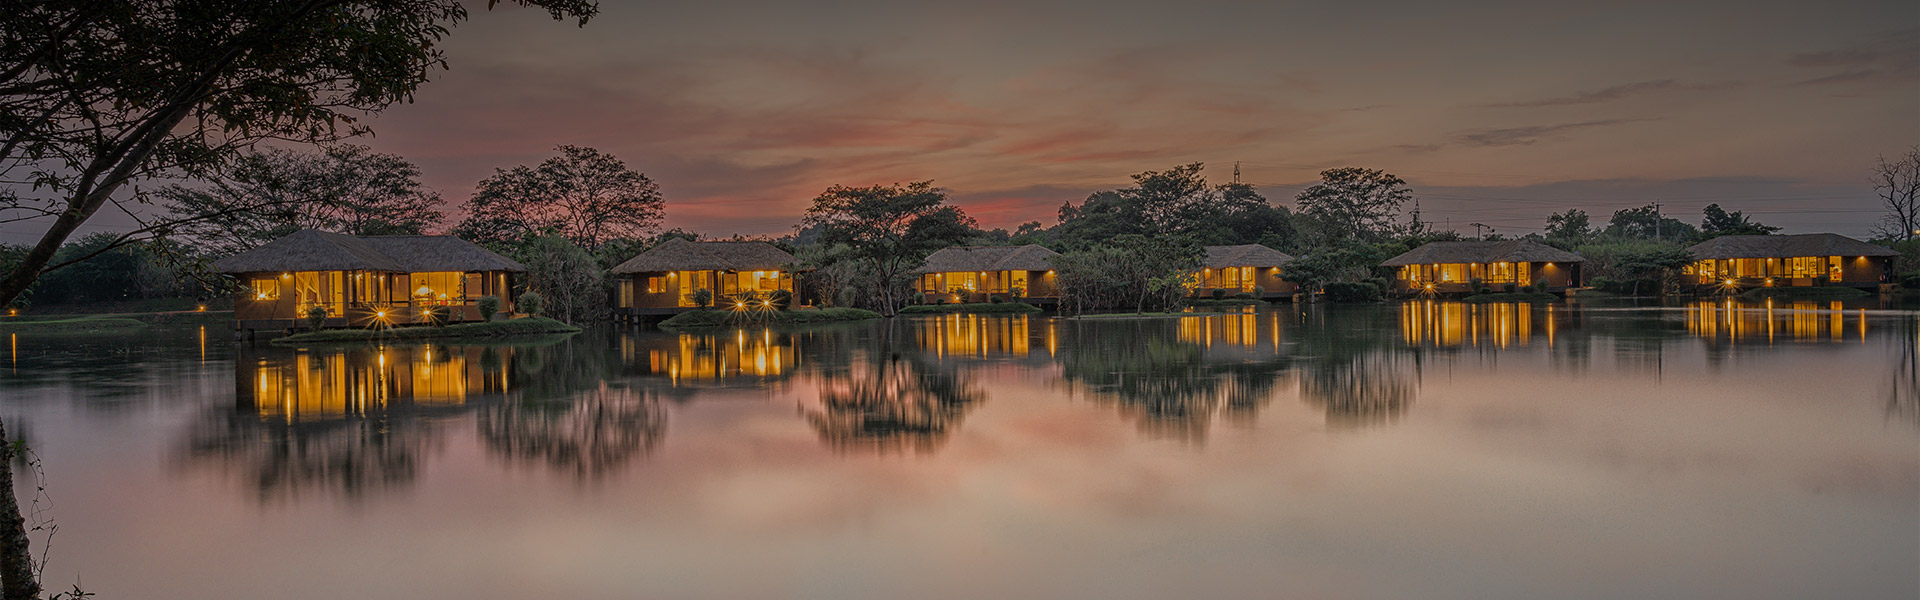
[1381,240,1584,294]
[608,239,799,315]
[1683,233,1896,288]
[1196,244,1298,298]
[913,245,1062,303]
[213,230,524,330]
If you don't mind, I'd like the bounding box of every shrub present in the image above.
[1900,271,1920,289]
[304,306,328,331]
[1233,292,1255,300]
[769,289,794,310]
[835,287,857,308]
[989,295,1005,303]
[1009,286,1025,300]
[1468,277,1484,290]
[1502,282,1517,293]
[690,288,713,308]
[1322,281,1382,302]
[912,291,927,305]
[1210,288,1227,300]
[1529,281,1548,293]
[477,295,501,321]
[517,291,545,316]
[1253,285,1266,297]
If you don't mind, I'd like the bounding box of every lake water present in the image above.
[3,300,1916,600]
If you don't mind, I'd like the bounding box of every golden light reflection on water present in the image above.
[913,314,1037,358]
[622,329,796,384]
[1399,300,1549,348]
[1177,312,1284,351]
[1685,300,1871,344]
[242,345,505,422]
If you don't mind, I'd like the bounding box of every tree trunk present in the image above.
[0,418,40,600]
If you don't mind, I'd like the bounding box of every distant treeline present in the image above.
[5,147,1919,313]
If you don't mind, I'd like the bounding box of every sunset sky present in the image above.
[16,0,1920,243]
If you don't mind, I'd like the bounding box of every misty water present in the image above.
[2,300,1916,600]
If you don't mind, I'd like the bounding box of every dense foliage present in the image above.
[454,146,664,250]
[801,181,977,314]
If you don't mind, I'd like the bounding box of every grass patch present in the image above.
[1187,298,1266,306]
[273,317,581,344]
[1738,286,1869,300]
[1462,292,1561,303]
[898,302,1042,314]
[0,316,151,334]
[659,307,882,328]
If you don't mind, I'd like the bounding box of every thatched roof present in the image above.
[610,239,796,274]
[1203,244,1294,269]
[914,245,1060,274]
[1381,240,1585,266]
[214,229,527,274]
[1686,233,1897,259]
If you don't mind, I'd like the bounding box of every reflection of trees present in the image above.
[1056,317,1294,441]
[802,351,984,455]
[1887,316,1918,427]
[1299,351,1416,428]
[180,409,439,503]
[479,383,666,480]
[1293,304,1419,428]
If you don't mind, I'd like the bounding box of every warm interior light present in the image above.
[281,272,291,279]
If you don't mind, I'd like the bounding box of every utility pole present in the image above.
[1653,201,1662,241]
[1470,222,1490,241]
[1232,161,1242,185]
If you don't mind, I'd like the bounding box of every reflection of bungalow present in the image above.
[1195,244,1298,299]
[618,330,799,387]
[1382,240,1584,295]
[214,230,524,331]
[237,345,510,422]
[1684,233,1895,289]
[609,239,798,316]
[914,245,1061,304]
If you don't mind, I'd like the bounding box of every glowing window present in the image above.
[250,278,280,300]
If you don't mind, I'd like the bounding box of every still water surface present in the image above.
[2,300,1916,599]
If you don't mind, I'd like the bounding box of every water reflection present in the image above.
[181,344,512,503]
[619,328,797,386]
[1685,300,1871,345]
[479,383,666,480]
[802,328,986,455]
[909,314,1053,360]
[1057,314,1303,440]
[1399,300,1569,349]
[179,339,652,502]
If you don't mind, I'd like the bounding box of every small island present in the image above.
[272,316,581,344]
[657,307,881,328]
[897,302,1042,314]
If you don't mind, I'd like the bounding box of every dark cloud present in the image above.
[1453,119,1646,147]
[1489,80,1681,107]
[1487,79,1743,108]
[1785,28,1919,86]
